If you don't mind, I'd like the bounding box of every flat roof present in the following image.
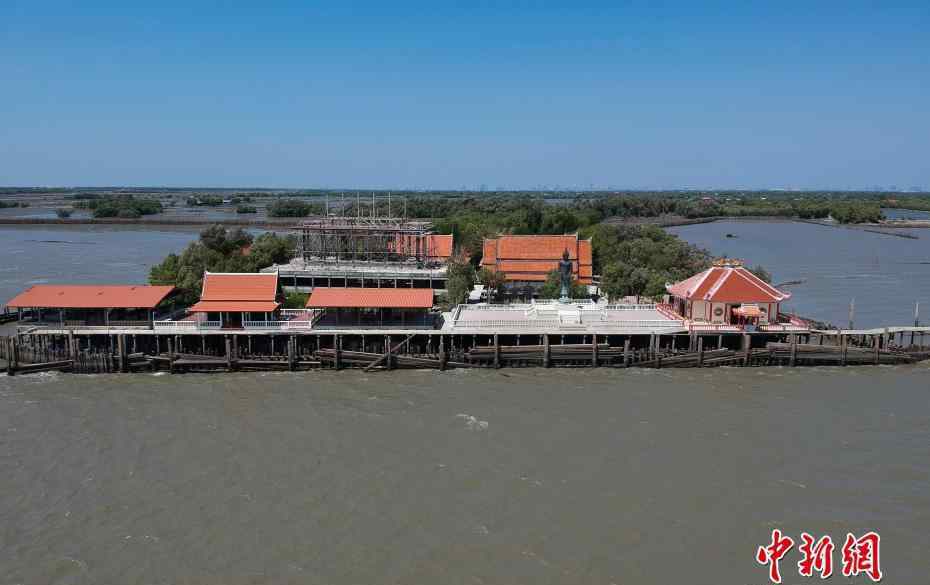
[6,285,175,310]
[307,287,434,309]
[447,303,686,334]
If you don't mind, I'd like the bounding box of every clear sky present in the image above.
[2,1,928,190]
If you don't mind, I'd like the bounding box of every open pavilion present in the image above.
[5,284,175,327]
[306,287,436,328]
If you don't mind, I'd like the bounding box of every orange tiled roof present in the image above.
[496,235,582,260]
[390,233,453,260]
[190,300,280,313]
[6,284,174,309]
[497,260,563,273]
[480,234,593,284]
[482,239,498,264]
[426,234,453,259]
[200,272,279,302]
[307,287,434,309]
[666,266,791,303]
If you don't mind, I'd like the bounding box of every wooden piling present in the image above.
[493,333,500,369]
[623,338,631,368]
[591,334,598,367]
[697,337,704,367]
[439,335,447,371]
[789,334,797,367]
[117,334,127,372]
[543,334,551,368]
[287,335,296,371]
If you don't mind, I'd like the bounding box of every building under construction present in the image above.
[265,195,454,292]
[296,215,445,266]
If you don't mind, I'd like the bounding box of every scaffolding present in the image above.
[295,195,437,265]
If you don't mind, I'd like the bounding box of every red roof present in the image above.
[190,300,280,313]
[307,288,434,309]
[480,234,593,284]
[6,285,174,309]
[189,272,280,313]
[200,272,278,302]
[391,233,454,260]
[666,266,791,303]
[426,234,453,259]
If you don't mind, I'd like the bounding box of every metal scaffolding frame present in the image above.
[296,195,437,265]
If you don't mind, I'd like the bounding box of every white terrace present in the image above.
[445,299,688,335]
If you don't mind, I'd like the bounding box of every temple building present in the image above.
[306,287,436,328]
[665,260,791,326]
[6,284,175,327]
[480,234,594,294]
[188,272,283,328]
[265,200,453,293]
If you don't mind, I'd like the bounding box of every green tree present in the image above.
[445,257,476,305]
[283,291,308,309]
[538,270,588,300]
[148,226,294,304]
[477,267,507,302]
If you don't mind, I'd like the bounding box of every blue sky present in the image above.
[1,1,928,190]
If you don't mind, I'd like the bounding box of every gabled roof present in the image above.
[6,285,174,309]
[189,272,280,313]
[307,287,434,309]
[480,234,594,284]
[666,266,791,303]
[426,234,453,259]
[200,272,278,302]
[391,233,454,261]
[491,234,585,261]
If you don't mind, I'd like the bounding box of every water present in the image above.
[0,226,200,305]
[1,366,928,584]
[1,222,929,583]
[668,220,930,329]
[0,225,286,307]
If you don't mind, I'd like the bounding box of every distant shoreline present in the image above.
[1,214,928,235]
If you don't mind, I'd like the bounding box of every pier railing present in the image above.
[153,320,221,332]
[451,318,685,331]
[243,319,314,331]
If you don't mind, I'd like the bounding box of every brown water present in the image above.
[2,366,928,584]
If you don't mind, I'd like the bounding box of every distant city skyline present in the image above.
[2,1,928,189]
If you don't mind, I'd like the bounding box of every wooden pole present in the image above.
[697,337,704,367]
[225,336,233,371]
[287,335,296,371]
[623,338,631,368]
[591,334,598,367]
[117,334,127,373]
[742,333,751,366]
[6,338,14,376]
[493,333,500,369]
[840,334,848,366]
[789,334,797,367]
[334,334,342,370]
[439,335,447,371]
[543,334,551,368]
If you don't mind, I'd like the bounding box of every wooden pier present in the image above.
[2,327,928,375]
